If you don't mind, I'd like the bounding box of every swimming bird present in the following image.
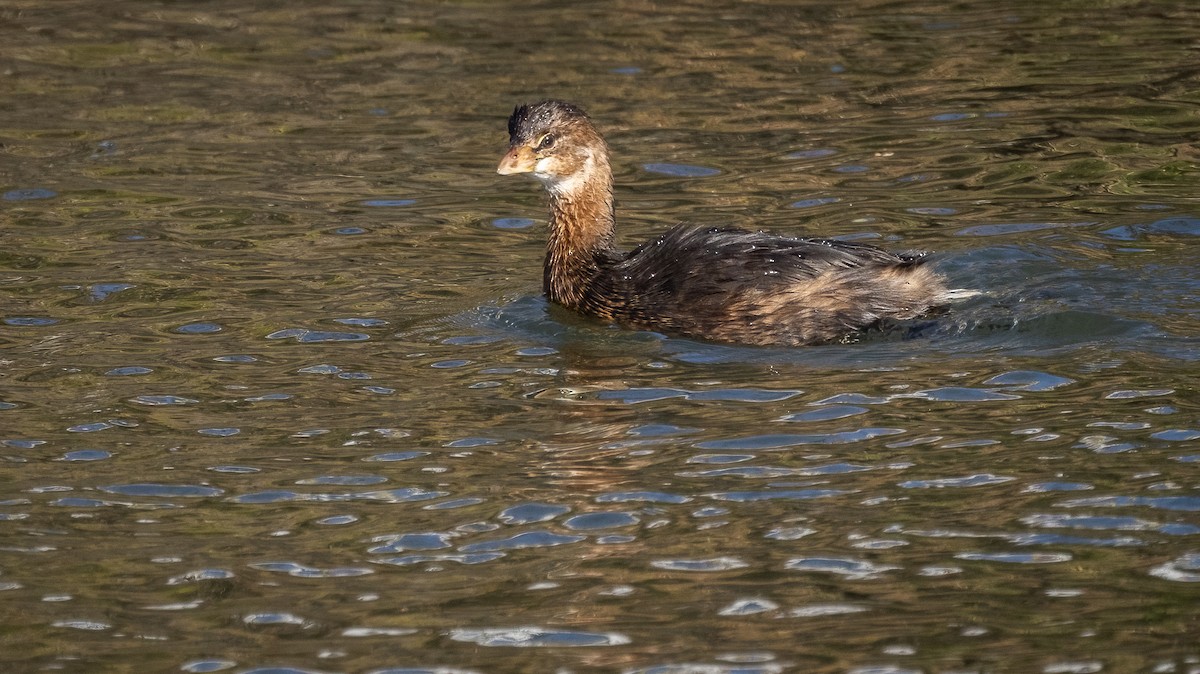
[497,100,950,346]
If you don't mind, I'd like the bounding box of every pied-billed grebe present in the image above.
[497,100,950,346]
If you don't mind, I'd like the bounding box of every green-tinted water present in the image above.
[2,1,1198,672]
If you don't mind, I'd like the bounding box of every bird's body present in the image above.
[497,100,950,347]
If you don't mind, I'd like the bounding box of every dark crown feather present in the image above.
[506,100,589,141]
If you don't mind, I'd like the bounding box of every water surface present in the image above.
[2,1,1199,672]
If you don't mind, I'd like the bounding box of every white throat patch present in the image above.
[536,151,593,197]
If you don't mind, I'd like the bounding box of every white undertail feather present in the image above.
[941,288,983,301]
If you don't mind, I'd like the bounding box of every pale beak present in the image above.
[497,145,535,175]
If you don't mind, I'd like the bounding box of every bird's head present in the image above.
[497,100,608,195]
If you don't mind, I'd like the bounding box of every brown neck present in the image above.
[543,156,617,309]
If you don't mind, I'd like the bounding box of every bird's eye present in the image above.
[535,134,555,151]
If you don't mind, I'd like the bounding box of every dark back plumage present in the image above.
[572,224,942,345]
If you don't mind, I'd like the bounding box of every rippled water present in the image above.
[2,1,1199,672]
